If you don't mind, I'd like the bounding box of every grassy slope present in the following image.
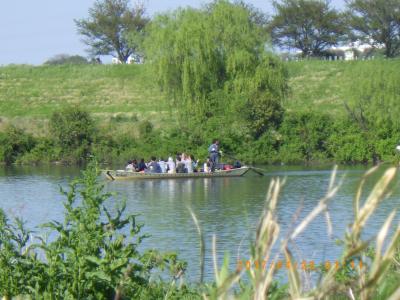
[286,59,400,116]
[0,64,173,135]
[0,59,399,134]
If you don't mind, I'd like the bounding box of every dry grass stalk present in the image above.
[205,166,399,300]
[315,167,399,300]
[290,167,340,240]
[353,165,379,220]
[188,206,205,283]
[203,235,242,300]
[252,178,283,300]
[388,285,400,300]
[351,167,396,239]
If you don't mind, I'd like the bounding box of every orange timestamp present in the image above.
[236,260,364,272]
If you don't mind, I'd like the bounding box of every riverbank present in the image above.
[1,60,400,165]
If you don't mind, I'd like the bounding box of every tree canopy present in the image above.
[145,0,288,137]
[44,54,89,65]
[269,0,346,56]
[346,0,400,58]
[75,0,149,63]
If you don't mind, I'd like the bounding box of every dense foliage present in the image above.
[44,54,89,65]
[0,162,195,299]
[50,106,96,163]
[2,109,399,166]
[269,0,346,57]
[346,0,400,58]
[74,0,400,60]
[145,0,288,137]
[0,126,36,164]
[1,59,400,166]
[75,0,149,63]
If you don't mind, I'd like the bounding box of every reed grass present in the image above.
[198,166,400,299]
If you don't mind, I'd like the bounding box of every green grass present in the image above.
[0,64,174,135]
[1,59,400,135]
[285,58,400,116]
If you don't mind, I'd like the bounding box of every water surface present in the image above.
[1,165,399,282]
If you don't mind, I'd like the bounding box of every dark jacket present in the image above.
[148,161,162,173]
[176,162,186,173]
[137,161,147,172]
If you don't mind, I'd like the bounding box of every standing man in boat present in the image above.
[208,139,221,170]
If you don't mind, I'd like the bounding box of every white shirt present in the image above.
[159,161,167,173]
[184,159,193,173]
[167,158,176,173]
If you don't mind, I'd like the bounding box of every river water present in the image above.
[1,165,399,282]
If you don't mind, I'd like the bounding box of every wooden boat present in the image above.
[102,166,254,180]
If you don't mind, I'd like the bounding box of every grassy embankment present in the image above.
[1,59,400,164]
[1,59,398,135]
[0,64,174,136]
[286,58,400,116]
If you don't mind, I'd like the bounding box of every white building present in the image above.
[111,55,144,64]
[329,40,383,60]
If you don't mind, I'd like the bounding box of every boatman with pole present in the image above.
[208,139,221,171]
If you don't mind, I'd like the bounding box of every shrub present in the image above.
[44,54,89,65]
[50,106,96,163]
[277,112,333,163]
[0,162,190,298]
[0,126,36,164]
[17,138,61,164]
[138,120,153,137]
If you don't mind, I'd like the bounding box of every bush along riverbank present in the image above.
[1,105,400,166]
[1,163,400,299]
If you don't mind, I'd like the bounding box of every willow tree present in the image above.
[145,0,288,137]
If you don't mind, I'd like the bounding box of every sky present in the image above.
[0,0,345,65]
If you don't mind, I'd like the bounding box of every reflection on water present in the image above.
[0,165,399,282]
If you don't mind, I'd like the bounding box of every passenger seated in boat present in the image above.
[203,157,212,173]
[183,154,193,173]
[233,160,241,168]
[176,157,187,173]
[167,157,176,173]
[137,158,147,172]
[125,160,134,171]
[158,158,167,173]
[131,159,138,171]
[175,152,181,164]
[190,155,199,172]
[147,156,162,173]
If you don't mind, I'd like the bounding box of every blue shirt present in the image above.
[208,143,218,153]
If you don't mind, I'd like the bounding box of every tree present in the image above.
[346,0,400,58]
[269,0,346,56]
[145,0,288,136]
[44,54,89,65]
[75,0,149,63]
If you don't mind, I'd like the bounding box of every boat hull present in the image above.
[102,167,251,180]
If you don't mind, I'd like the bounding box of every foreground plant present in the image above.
[0,161,189,299]
[205,166,400,299]
[2,164,400,299]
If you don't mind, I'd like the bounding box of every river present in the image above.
[1,165,399,282]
